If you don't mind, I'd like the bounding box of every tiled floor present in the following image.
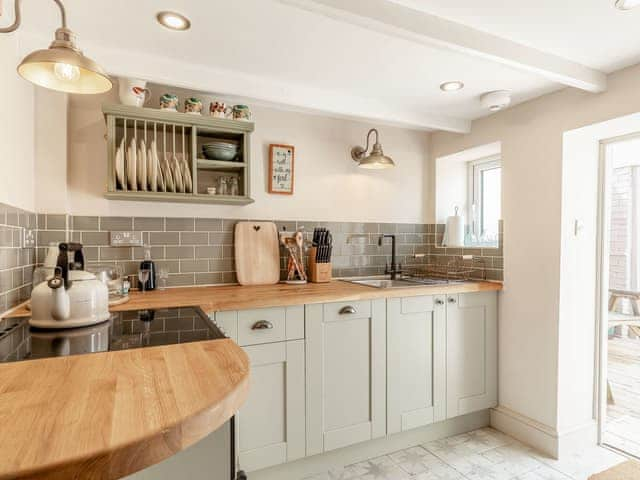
[302,428,626,480]
[605,335,640,457]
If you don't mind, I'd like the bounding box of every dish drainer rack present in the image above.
[404,257,487,282]
[103,103,255,205]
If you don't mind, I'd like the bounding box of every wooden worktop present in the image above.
[0,339,249,480]
[109,279,502,314]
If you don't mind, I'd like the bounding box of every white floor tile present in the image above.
[300,428,629,480]
[343,455,409,480]
[388,446,443,475]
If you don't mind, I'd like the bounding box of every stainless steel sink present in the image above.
[343,277,461,289]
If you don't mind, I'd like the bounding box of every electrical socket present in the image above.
[110,231,144,247]
[23,228,36,248]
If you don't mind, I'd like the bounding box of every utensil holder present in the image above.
[308,247,332,283]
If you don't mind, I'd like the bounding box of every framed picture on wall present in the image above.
[268,144,295,195]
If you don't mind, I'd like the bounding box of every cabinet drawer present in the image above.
[323,300,371,322]
[238,307,286,346]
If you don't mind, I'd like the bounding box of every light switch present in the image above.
[110,231,144,246]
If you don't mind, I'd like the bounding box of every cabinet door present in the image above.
[446,291,498,418]
[237,340,305,472]
[305,299,386,455]
[387,295,446,434]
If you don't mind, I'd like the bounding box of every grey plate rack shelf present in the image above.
[103,103,255,205]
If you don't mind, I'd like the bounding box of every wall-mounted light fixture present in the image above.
[351,128,395,169]
[0,0,112,94]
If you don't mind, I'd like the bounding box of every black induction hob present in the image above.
[0,306,226,363]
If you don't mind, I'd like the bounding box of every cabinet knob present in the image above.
[339,305,357,315]
[448,297,457,304]
[251,320,274,330]
[435,299,444,305]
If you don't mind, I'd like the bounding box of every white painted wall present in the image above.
[429,62,640,449]
[44,83,429,222]
[0,35,35,212]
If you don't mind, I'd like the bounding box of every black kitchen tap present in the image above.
[378,234,402,280]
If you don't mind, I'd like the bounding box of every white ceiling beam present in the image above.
[18,32,471,133]
[280,0,607,93]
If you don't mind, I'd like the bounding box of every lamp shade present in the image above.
[17,28,111,95]
[18,47,112,94]
[355,141,395,169]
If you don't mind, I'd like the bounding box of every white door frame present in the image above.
[595,131,640,446]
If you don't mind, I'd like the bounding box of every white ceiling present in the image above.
[12,0,640,131]
[387,0,640,72]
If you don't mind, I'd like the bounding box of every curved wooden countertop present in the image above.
[0,339,250,480]
[109,279,502,314]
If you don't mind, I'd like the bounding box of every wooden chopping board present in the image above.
[234,221,280,285]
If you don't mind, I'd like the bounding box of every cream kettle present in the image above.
[31,243,109,328]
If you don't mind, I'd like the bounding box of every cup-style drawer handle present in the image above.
[251,320,274,330]
[448,297,457,304]
[339,306,357,315]
[435,299,444,305]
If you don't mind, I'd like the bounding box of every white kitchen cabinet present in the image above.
[387,295,446,434]
[305,299,386,455]
[446,291,498,418]
[237,340,305,472]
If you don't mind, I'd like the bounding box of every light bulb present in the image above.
[54,62,80,82]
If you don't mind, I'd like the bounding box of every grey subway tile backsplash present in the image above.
[27,213,504,292]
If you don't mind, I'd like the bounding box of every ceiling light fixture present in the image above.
[615,0,640,10]
[0,0,112,94]
[440,81,464,92]
[480,90,512,112]
[351,129,395,169]
[156,11,191,31]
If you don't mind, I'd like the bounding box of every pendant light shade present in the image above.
[3,1,112,95]
[351,128,396,169]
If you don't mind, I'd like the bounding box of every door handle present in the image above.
[339,305,357,315]
[251,320,274,330]
[435,298,444,305]
[448,297,457,304]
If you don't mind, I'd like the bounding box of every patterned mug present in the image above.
[209,101,232,119]
[118,78,151,107]
[185,97,203,115]
[159,93,179,111]
[232,104,252,121]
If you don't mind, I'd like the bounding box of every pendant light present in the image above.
[1,0,112,94]
[351,128,395,169]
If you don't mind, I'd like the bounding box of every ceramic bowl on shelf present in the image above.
[202,142,239,161]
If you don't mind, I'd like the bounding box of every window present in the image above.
[468,156,501,245]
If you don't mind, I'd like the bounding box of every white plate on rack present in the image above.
[173,155,184,193]
[115,137,125,190]
[155,146,165,192]
[139,140,147,191]
[148,146,156,192]
[182,158,192,193]
[128,138,137,191]
[163,155,175,192]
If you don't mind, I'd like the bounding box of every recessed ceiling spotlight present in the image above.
[156,11,191,31]
[440,81,464,92]
[480,90,512,112]
[615,0,640,10]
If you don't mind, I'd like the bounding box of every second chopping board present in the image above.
[234,221,280,285]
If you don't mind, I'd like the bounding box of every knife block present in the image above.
[308,247,332,283]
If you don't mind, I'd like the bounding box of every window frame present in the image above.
[467,155,502,243]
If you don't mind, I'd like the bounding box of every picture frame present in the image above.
[268,144,295,195]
